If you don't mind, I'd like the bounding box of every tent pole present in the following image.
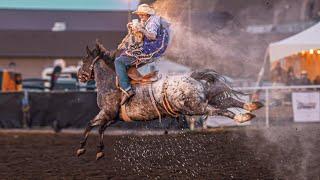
[255,46,270,87]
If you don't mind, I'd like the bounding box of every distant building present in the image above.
[0,1,139,78]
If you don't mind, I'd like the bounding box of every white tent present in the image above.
[269,22,320,62]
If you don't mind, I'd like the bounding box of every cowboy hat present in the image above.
[133,4,155,15]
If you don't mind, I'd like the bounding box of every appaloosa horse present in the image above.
[76,44,263,160]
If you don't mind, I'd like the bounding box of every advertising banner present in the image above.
[292,92,320,122]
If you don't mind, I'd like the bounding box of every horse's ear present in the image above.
[95,39,104,53]
[86,45,92,55]
[95,39,100,49]
[95,44,100,53]
[96,39,104,52]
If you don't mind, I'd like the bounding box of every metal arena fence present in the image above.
[1,85,320,129]
[237,85,320,127]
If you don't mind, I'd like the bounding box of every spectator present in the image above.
[8,62,17,72]
[50,59,65,90]
[313,75,320,85]
[271,61,286,83]
[297,70,311,85]
[286,67,297,85]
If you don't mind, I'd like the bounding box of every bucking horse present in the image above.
[76,43,263,160]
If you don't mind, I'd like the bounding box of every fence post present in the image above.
[22,90,30,128]
[265,88,269,127]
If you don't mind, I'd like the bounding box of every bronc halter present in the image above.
[86,55,101,80]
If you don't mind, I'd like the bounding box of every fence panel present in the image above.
[0,92,23,128]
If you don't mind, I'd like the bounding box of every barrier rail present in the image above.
[2,85,320,129]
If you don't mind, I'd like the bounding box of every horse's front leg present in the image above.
[76,110,106,157]
[76,122,94,156]
[96,120,115,160]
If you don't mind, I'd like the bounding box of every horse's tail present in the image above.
[190,69,246,104]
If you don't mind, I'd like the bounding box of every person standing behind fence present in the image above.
[286,67,298,85]
[314,75,320,85]
[297,70,311,86]
[50,59,65,90]
[271,61,286,83]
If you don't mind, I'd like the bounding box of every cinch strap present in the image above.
[148,84,162,122]
[120,104,132,122]
[161,77,179,117]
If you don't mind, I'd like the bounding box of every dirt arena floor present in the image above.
[0,125,319,179]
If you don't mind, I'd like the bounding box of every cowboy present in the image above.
[115,4,170,105]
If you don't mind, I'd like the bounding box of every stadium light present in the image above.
[309,49,314,55]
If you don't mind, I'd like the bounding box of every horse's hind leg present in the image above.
[210,97,263,112]
[206,105,255,123]
[200,115,208,129]
[243,101,264,112]
[76,110,107,157]
[214,97,245,109]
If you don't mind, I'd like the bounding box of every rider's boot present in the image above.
[120,89,135,105]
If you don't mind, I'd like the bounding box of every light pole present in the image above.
[128,0,132,23]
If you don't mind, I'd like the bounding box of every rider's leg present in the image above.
[114,55,136,104]
[114,55,135,91]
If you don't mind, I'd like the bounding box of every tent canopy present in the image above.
[269,22,320,62]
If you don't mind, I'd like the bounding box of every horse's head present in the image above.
[78,41,119,82]
[77,45,101,83]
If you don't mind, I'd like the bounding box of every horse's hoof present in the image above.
[234,113,256,123]
[243,101,264,112]
[96,152,104,160]
[76,148,86,157]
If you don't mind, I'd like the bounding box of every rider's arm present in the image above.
[140,29,156,40]
[137,16,160,41]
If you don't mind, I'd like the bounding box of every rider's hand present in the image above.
[133,24,145,34]
[127,22,133,30]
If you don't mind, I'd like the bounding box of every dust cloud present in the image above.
[151,0,267,79]
[244,125,319,179]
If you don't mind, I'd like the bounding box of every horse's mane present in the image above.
[91,43,121,72]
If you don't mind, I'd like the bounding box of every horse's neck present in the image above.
[94,60,117,93]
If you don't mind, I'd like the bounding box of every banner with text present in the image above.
[292,92,320,122]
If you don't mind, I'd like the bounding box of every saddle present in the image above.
[127,65,158,85]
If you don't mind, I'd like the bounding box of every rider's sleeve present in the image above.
[145,15,160,36]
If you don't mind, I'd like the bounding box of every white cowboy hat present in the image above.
[133,4,155,15]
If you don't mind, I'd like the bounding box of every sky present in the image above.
[0,0,140,11]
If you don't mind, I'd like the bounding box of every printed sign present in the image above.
[292,92,320,122]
